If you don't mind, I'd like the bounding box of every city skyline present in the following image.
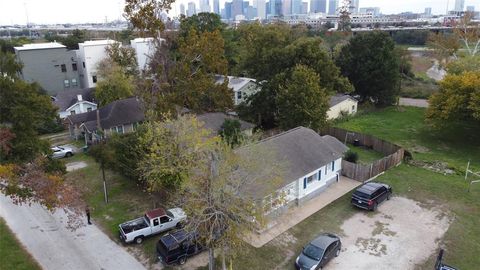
[0,0,479,25]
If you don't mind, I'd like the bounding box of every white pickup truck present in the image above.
[119,208,186,244]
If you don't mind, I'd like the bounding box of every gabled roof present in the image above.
[66,97,144,132]
[197,112,255,134]
[237,127,348,197]
[215,75,257,92]
[53,88,96,111]
[329,94,357,107]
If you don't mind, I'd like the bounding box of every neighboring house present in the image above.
[77,40,120,88]
[327,94,358,120]
[65,97,144,143]
[130,37,155,72]
[14,42,80,94]
[237,127,348,213]
[197,112,255,136]
[53,88,97,119]
[215,75,260,105]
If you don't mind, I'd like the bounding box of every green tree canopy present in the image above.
[276,65,330,130]
[180,12,224,37]
[219,119,243,147]
[94,60,135,106]
[105,43,139,76]
[426,71,480,127]
[336,31,400,106]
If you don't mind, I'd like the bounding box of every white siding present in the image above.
[234,81,260,105]
[59,102,97,119]
[297,158,342,199]
[130,38,155,72]
[327,99,358,120]
[78,40,119,88]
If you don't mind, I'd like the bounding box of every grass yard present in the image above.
[347,143,384,165]
[0,218,41,270]
[336,106,480,172]
[65,153,164,266]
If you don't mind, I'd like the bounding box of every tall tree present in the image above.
[180,12,224,38]
[169,29,233,113]
[276,65,330,130]
[105,43,139,76]
[337,0,353,32]
[94,59,135,106]
[426,71,480,127]
[123,0,175,37]
[336,31,400,106]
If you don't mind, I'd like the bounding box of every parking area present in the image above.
[329,196,451,270]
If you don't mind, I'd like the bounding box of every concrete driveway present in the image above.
[0,195,146,270]
[328,197,451,270]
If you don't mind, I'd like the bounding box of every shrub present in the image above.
[344,150,359,163]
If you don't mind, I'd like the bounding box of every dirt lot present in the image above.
[329,197,451,270]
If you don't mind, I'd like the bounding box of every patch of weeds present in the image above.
[372,221,397,237]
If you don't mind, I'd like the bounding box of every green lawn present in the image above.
[0,218,41,270]
[65,153,163,266]
[336,107,480,172]
[347,143,385,165]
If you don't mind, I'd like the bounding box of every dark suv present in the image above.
[156,229,204,265]
[351,182,392,211]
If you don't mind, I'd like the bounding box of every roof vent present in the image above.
[77,94,83,101]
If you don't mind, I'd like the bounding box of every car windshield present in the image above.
[166,210,174,218]
[303,244,323,261]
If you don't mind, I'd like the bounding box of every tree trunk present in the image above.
[221,246,227,270]
[208,248,215,270]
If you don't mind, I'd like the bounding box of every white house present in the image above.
[130,37,155,72]
[53,88,97,119]
[237,127,348,213]
[327,94,358,120]
[77,40,120,88]
[215,75,260,105]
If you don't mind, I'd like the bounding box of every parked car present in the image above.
[351,182,392,211]
[156,229,204,265]
[119,208,186,244]
[295,233,341,270]
[50,146,74,159]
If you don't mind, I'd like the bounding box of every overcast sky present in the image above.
[0,0,479,25]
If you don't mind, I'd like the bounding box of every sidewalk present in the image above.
[245,176,361,248]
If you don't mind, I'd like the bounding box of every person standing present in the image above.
[86,206,92,225]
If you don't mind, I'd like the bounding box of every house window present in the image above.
[332,161,335,171]
[64,79,70,88]
[61,64,66,72]
[92,75,97,83]
[352,105,356,112]
[237,91,242,100]
[70,110,76,115]
[318,170,321,180]
[303,178,307,189]
[117,125,124,134]
[87,107,92,112]
[71,78,78,86]
[325,164,329,175]
[82,62,85,68]
[306,174,315,185]
[72,63,77,71]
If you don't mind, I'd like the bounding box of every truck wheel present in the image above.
[387,192,392,200]
[178,256,187,265]
[134,236,144,244]
[372,202,378,211]
[65,152,73,157]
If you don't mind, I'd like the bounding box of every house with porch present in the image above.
[65,97,144,143]
[238,127,348,213]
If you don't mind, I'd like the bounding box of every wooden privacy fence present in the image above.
[320,127,405,182]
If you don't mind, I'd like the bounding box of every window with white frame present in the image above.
[71,78,78,86]
[64,79,70,88]
[237,91,242,100]
[306,174,315,185]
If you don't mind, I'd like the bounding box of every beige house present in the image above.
[327,94,358,120]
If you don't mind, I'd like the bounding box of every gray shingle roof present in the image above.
[237,127,348,198]
[329,94,357,107]
[66,97,144,132]
[53,88,96,111]
[197,112,255,134]
[214,75,256,92]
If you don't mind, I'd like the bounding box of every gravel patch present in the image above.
[329,197,451,270]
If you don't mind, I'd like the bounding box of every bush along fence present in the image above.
[320,127,405,182]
